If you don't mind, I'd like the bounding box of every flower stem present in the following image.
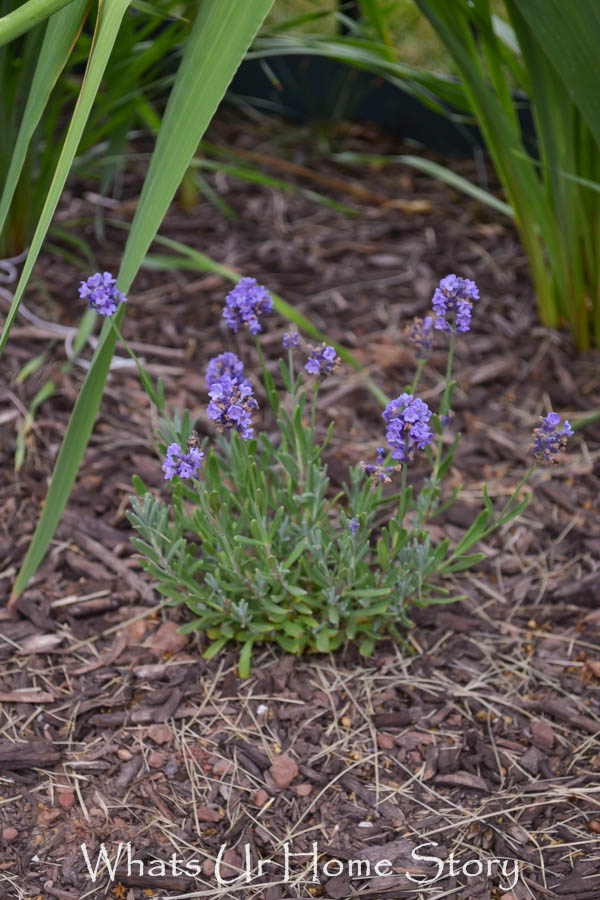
[109,318,164,413]
[310,381,319,438]
[411,357,425,395]
[440,328,456,418]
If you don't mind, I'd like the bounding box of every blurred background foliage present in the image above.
[266,0,452,70]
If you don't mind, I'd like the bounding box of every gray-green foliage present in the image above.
[128,336,530,677]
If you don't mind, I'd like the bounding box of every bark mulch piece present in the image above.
[1,110,600,899]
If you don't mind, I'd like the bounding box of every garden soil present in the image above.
[1,112,599,900]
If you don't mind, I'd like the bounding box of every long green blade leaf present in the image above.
[13,0,274,597]
[119,0,274,288]
[0,0,73,47]
[513,0,600,146]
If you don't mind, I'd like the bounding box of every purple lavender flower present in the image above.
[162,443,204,481]
[205,352,249,390]
[283,331,299,349]
[530,412,573,463]
[304,344,341,378]
[359,447,401,484]
[431,274,479,333]
[207,372,258,440]
[79,271,127,316]
[382,393,433,461]
[348,517,360,535]
[223,277,273,334]
[407,314,434,358]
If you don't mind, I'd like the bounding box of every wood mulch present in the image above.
[1,111,600,900]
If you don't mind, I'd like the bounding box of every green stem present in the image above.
[396,462,410,528]
[418,327,457,526]
[310,381,319,439]
[288,347,296,395]
[440,328,456,418]
[489,463,536,533]
[411,357,425,395]
[109,318,164,413]
[441,464,537,571]
[254,335,264,362]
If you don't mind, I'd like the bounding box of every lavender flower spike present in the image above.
[205,351,249,389]
[431,274,479,333]
[283,331,299,349]
[207,372,258,440]
[530,412,573,463]
[360,447,400,484]
[79,271,127,316]
[382,393,432,462]
[162,443,204,481]
[407,314,434,358]
[348,517,360,535]
[223,277,274,334]
[304,343,341,378]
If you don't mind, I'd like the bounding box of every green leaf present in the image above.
[204,450,221,491]
[437,434,460,480]
[500,493,531,524]
[430,413,444,437]
[238,640,254,679]
[359,637,375,657]
[179,617,209,633]
[203,637,230,659]
[352,587,390,598]
[283,538,308,570]
[452,508,490,556]
[0,0,89,238]
[207,490,221,514]
[511,0,600,146]
[234,535,264,548]
[262,366,280,414]
[315,630,330,653]
[376,536,388,569]
[357,600,391,616]
[0,0,75,47]
[442,552,486,573]
[276,634,301,654]
[481,483,495,519]
[131,475,148,497]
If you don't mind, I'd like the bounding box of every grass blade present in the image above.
[0,0,89,238]
[333,150,514,217]
[397,155,514,217]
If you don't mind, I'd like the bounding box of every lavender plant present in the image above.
[127,274,573,676]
